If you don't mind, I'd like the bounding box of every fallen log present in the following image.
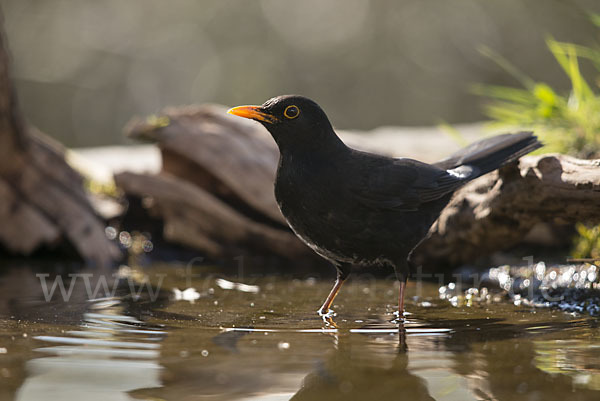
[0,19,120,266]
[412,154,600,269]
[114,171,316,263]
[127,106,285,227]
[118,105,600,271]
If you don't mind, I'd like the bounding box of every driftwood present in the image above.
[114,171,315,262]
[129,106,285,226]
[118,105,600,270]
[412,154,600,269]
[0,20,120,266]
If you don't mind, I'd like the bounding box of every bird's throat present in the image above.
[274,128,348,161]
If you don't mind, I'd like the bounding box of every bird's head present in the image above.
[228,95,342,152]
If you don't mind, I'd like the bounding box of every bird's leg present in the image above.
[398,280,406,316]
[394,262,409,320]
[317,278,344,316]
[317,264,351,316]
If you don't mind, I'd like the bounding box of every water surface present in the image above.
[1,264,599,400]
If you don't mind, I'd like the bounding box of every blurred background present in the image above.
[2,0,600,147]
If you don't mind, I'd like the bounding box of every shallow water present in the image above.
[1,264,599,400]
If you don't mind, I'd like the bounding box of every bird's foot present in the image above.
[317,308,338,328]
[317,308,336,318]
[392,310,409,324]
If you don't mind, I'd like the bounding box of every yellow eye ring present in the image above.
[284,105,300,119]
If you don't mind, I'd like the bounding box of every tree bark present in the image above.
[114,171,317,264]
[0,16,120,266]
[412,154,600,269]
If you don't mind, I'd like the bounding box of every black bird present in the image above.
[228,95,541,317]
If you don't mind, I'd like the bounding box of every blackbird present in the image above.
[228,95,541,317]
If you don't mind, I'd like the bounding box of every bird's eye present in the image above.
[284,105,300,120]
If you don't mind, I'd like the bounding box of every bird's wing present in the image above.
[348,157,467,211]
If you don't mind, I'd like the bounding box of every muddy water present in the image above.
[0,264,599,400]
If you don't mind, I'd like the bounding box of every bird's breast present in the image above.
[274,163,354,261]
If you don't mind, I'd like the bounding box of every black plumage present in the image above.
[229,95,542,317]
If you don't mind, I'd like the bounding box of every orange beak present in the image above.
[227,105,279,124]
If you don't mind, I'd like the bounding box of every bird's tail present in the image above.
[434,131,542,178]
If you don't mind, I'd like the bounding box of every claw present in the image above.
[318,308,338,328]
[317,308,336,318]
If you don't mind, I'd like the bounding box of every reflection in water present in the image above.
[0,265,167,401]
[1,265,599,400]
[288,318,600,401]
[290,323,436,401]
[17,299,165,401]
[534,338,600,391]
